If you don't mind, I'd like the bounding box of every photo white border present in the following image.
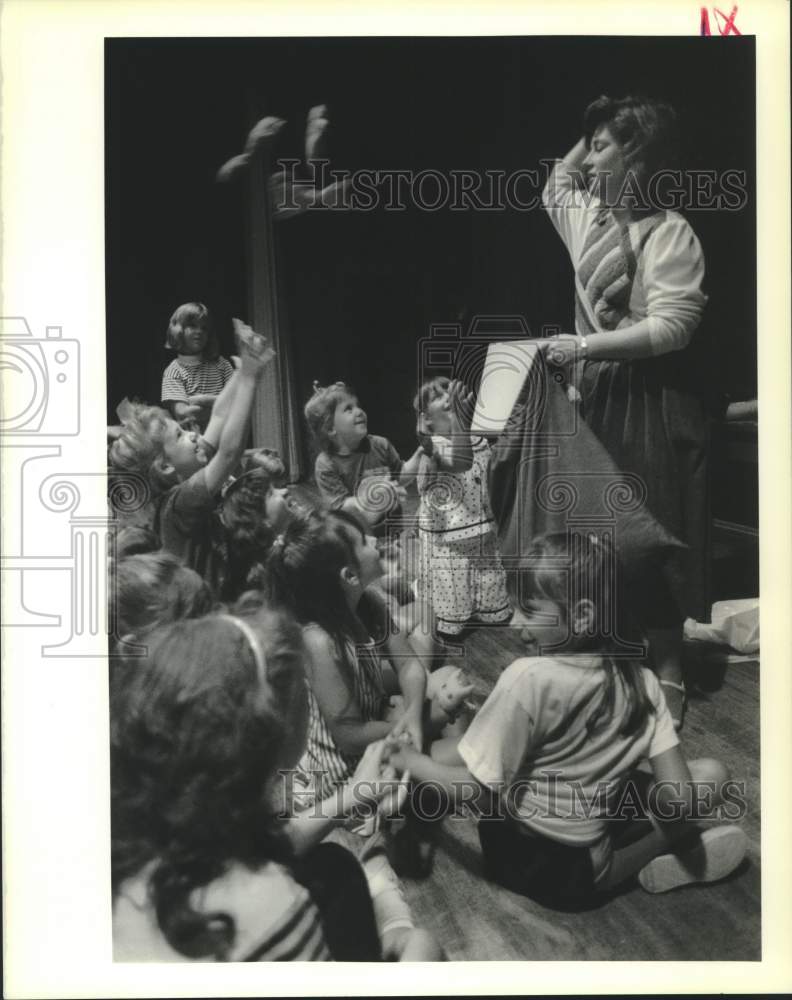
[2,0,789,995]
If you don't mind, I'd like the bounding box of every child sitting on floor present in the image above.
[304,380,421,532]
[265,508,469,803]
[111,606,442,961]
[217,466,307,602]
[109,324,272,589]
[384,531,747,909]
[160,302,234,431]
[111,551,214,650]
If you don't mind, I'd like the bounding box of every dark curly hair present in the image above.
[110,607,307,959]
[583,94,680,206]
[265,508,378,691]
[217,468,281,601]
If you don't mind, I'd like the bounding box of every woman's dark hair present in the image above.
[217,468,280,601]
[516,531,654,737]
[111,551,214,643]
[111,607,307,959]
[583,94,680,203]
[265,508,370,687]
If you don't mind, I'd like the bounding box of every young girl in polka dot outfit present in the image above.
[414,377,511,638]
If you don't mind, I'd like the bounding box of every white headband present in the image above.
[220,615,266,683]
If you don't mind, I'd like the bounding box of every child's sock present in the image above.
[359,839,415,939]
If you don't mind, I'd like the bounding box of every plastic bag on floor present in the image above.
[684,599,759,654]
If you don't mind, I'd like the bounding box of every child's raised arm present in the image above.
[203,335,272,496]
[202,357,241,449]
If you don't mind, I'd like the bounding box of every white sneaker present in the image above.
[638,825,747,893]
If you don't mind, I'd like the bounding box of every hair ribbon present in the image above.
[221,615,267,683]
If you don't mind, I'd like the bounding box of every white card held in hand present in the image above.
[470,340,538,436]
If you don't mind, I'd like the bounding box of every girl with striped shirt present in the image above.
[111,606,442,961]
[266,510,434,805]
[161,302,234,431]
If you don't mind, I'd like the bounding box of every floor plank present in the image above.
[289,484,760,960]
[401,629,760,961]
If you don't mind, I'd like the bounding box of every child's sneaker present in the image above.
[638,825,747,893]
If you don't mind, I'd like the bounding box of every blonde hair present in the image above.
[108,402,173,495]
[303,381,355,454]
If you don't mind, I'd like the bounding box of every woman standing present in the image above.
[538,95,710,728]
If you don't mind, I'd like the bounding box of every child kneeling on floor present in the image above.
[385,531,747,909]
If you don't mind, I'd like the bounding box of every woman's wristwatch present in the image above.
[578,335,589,359]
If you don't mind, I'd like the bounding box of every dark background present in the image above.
[106,36,756,462]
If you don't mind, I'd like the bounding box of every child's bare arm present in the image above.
[401,446,425,478]
[386,741,490,812]
[304,629,393,755]
[435,379,475,472]
[284,741,394,855]
[381,628,427,751]
[202,358,241,449]
[203,339,271,495]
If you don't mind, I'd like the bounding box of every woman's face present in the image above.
[583,125,629,207]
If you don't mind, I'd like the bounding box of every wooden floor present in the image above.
[401,627,761,962]
[289,484,760,961]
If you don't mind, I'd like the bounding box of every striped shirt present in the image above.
[113,860,331,962]
[542,160,707,355]
[298,624,388,802]
[161,356,234,404]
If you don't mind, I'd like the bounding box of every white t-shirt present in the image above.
[458,655,679,846]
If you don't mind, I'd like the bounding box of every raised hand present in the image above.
[216,117,287,183]
[447,378,475,434]
[232,317,276,375]
[244,116,287,156]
